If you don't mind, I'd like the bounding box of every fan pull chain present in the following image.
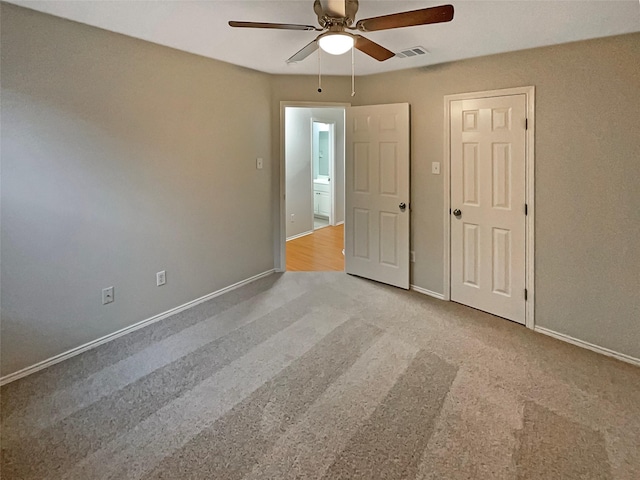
[351,45,356,97]
[317,48,322,93]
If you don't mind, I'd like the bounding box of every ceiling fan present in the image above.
[229,0,454,64]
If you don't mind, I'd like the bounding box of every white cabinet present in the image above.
[315,191,330,217]
[313,181,330,219]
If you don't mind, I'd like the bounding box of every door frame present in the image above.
[278,101,350,272]
[311,118,336,227]
[442,86,536,329]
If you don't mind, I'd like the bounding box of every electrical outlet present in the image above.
[256,157,263,170]
[291,214,295,223]
[157,270,166,286]
[102,286,114,305]
[410,251,416,263]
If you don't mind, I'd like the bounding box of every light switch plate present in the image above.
[256,157,263,170]
[432,162,440,174]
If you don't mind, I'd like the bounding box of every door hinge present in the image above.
[525,118,528,130]
[525,204,528,216]
[524,289,528,301]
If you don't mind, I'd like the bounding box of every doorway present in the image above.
[312,120,333,229]
[282,104,348,271]
[443,86,535,328]
[280,102,411,285]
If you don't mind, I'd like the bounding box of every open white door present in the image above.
[345,103,410,289]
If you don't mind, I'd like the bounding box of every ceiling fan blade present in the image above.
[355,4,454,32]
[354,35,395,62]
[229,21,320,31]
[286,40,319,64]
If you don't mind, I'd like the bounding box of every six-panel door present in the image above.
[345,103,410,289]
[450,95,526,323]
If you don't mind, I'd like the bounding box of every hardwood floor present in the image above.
[286,224,344,271]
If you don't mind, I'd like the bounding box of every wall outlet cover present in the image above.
[102,286,114,305]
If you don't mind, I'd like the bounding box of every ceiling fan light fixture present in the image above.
[318,32,354,55]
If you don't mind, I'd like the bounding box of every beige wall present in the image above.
[2,2,638,377]
[354,33,640,359]
[1,4,274,375]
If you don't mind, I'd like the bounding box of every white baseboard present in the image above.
[286,230,313,242]
[534,326,640,367]
[335,221,345,226]
[410,285,445,300]
[0,269,276,386]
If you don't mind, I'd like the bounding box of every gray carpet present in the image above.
[2,272,639,480]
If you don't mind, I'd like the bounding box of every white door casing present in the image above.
[450,94,527,324]
[279,101,350,271]
[345,103,410,289]
[311,119,335,225]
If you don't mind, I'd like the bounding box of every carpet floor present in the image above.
[2,272,639,479]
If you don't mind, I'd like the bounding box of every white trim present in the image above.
[286,230,313,242]
[535,326,640,367]
[0,270,276,386]
[443,95,452,301]
[443,86,535,328]
[524,88,536,330]
[330,122,336,226]
[335,221,345,226]
[311,118,337,228]
[410,285,445,300]
[279,101,351,272]
[316,119,336,227]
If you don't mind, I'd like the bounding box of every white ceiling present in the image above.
[8,0,640,76]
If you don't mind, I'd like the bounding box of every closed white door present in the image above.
[345,103,410,289]
[450,95,526,323]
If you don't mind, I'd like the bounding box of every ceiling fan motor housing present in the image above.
[315,0,358,28]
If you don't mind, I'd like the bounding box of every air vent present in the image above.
[395,46,430,58]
